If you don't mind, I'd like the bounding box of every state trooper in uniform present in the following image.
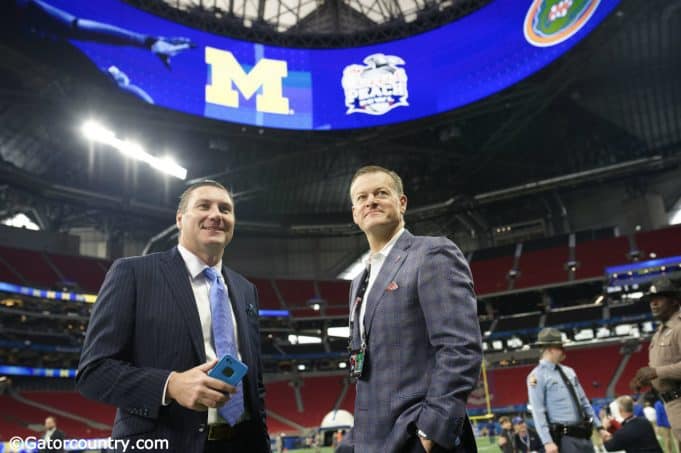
[527,328,608,453]
[632,277,681,441]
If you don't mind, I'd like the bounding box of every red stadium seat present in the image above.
[0,246,60,289]
[275,280,320,317]
[317,281,350,305]
[318,280,351,316]
[0,393,111,439]
[22,391,115,426]
[469,256,514,295]
[614,341,650,396]
[562,345,620,399]
[46,254,109,293]
[636,225,681,259]
[574,237,630,280]
[485,365,534,408]
[251,278,282,310]
[515,246,569,289]
[0,258,21,284]
[265,376,347,428]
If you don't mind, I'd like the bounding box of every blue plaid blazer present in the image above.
[341,230,481,453]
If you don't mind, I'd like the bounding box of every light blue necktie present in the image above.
[203,267,245,425]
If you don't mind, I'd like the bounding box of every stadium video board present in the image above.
[12,0,619,130]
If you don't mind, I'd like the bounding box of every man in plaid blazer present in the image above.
[339,166,482,453]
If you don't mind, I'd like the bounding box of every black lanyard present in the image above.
[347,266,371,353]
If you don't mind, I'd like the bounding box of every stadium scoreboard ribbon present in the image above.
[13,0,620,130]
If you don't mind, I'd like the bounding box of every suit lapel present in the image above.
[363,230,413,338]
[160,248,206,362]
[222,267,253,361]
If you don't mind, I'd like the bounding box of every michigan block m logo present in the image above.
[205,46,290,115]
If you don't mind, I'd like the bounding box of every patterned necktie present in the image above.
[203,267,245,425]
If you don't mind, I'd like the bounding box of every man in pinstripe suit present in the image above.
[338,166,482,453]
[77,180,270,452]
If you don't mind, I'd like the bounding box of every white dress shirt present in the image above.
[359,228,404,340]
[163,245,242,425]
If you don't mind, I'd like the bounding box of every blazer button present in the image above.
[198,424,206,433]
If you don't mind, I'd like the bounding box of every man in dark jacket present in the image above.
[513,417,543,453]
[498,416,515,453]
[41,416,65,453]
[603,396,662,452]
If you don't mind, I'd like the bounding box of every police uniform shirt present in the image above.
[527,359,601,445]
[650,310,681,393]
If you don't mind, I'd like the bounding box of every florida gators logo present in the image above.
[524,0,601,47]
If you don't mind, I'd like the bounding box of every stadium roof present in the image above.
[129,0,491,46]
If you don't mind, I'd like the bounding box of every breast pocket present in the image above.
[657,341,676,362]
[546,379,567,401]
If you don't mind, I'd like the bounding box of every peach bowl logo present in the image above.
[524,0,601,47]
[341,53,408,115]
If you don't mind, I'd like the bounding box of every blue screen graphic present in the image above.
[14,0,620,130]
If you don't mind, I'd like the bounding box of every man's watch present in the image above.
[417,428,429,439]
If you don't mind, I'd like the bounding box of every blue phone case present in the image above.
[208,354,248,386]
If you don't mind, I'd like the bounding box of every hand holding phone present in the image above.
[208,354,248,386]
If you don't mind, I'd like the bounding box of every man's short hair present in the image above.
[617,395,634,414]
[177,180,231,213]
[349,165,404,198]
[499,416,510,424]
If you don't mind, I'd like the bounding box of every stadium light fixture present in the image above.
[81,120,187,180]
[596,327,611,338]
[327,327,349,338]
[287,335,322,344]
[574,329,594,341]
[614,324,633,336]
[1,213,40,231]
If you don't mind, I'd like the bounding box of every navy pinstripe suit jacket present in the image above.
[76,247,270,452]
[341,230,481,453]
